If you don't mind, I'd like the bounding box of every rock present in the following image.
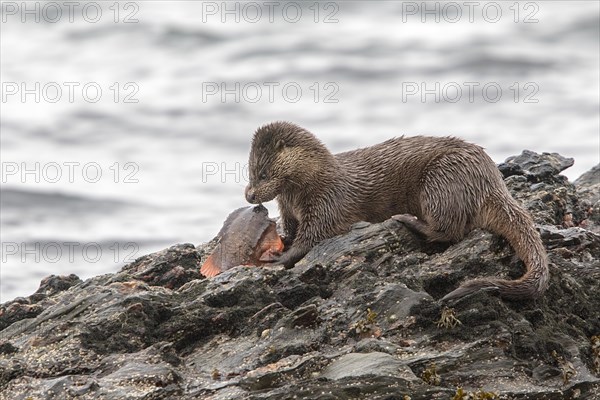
[499,150,574,182]
[0,274,82,332]
[119,243,202,289]
[321,352,418,381]
[574,164,600,190]
[353,337,402,354]
[1,155,599,399]
[574,164,600,233]
[539,224,600,250]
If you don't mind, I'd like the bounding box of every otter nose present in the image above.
[245,186,257,204]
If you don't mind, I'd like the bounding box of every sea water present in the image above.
[1,1,598,302]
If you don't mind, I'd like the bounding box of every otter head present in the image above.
[245,121,330,204]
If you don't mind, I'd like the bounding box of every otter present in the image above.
[244,121,549,301]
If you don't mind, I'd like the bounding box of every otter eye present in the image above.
[259,172,268,181]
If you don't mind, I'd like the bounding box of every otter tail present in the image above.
[442,193,549,302]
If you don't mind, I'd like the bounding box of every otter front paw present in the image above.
[270,246,307,269]
[271,253,296,269]
[392,214,429,237]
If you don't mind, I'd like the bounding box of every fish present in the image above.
[200,205,285,278]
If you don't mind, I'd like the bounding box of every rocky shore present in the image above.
[1,151,599,399]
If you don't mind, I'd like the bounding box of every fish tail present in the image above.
[200,254,222,278]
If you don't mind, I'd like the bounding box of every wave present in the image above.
[0,187,135,213]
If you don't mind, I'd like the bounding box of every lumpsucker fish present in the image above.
[200,205,284,278]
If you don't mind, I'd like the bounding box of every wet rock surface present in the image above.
[1,152,599,400]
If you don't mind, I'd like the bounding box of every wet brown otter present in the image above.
[245,121,549,301]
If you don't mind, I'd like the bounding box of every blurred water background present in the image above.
[1,1,599,302]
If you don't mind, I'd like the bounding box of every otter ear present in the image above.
[275,139,285,151]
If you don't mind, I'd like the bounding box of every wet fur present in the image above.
[245,121,549,301]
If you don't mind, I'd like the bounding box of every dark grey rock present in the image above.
[321,352,418,381]
[1,156,599,399]
[500,149,575,182]
[575,163,600,189]
[574,164,600,233]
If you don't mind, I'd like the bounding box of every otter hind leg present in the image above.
[392,214,455,243]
